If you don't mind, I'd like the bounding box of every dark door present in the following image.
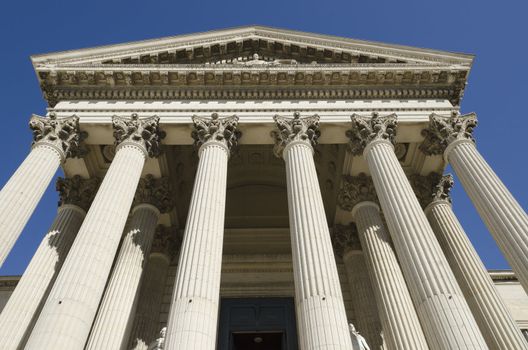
[218,298,298,350]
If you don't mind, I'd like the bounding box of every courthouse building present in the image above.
[0,26,528,350]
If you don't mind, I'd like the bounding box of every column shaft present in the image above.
[426,200,528,350]
[128,254,171,350]
[354,203,429,350]
[366,141,487,349]
[25,145,146,349]
[164,142,228,350]
[448,141,528,292]
[285,142,352,350]
[85,204,160,350]
[342,250,384,349]
[0,204,85,349]
[0,145,61,266]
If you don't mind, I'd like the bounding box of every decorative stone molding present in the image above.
[191,113,241,152]
[29,113,87,159]
[409,173,453,209]
[112,113,166,157]
[337,173,378,211]
[271,112,320,157]
[346,112,397,156]
[133,175,174,213]
[419,112,477,156]
[331,223,361,257]
[151,225,180,260]
[56,175,100,212]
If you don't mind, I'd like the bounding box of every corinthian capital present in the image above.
[56,175,100,212]
[410,173,454,209]
[419,112,477,156]
[29,113,88,159]
[337,173,378,211]
[191,113,241,153]
[331,224,361,257]
[346,112,397,156]
[271,112,320,157]
[151,225,180,260]
[133,175,174,213]
[112,113,166,157]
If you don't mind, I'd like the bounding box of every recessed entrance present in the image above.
[232,331,284,350]
[218,298,298,350]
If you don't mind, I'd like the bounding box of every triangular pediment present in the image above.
[31,26,473,67]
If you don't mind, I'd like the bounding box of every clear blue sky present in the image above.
[0,0,526,275]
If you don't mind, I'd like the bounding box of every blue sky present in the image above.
[0,0,526,275]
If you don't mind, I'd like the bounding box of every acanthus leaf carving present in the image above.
[337,173,378,211]
[346,112,397,156]
[151,225,180,260]
[191,113,241,152]
[409,172,453,209]
[419,112,477,156]
[331,223,361,257]
[271,112,320,157]
[56,175,100,212]
[29,113,88,159]
[133,175,174,213]
[112,113,166,157]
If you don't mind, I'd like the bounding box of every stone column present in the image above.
[25,114,165,350]
[411,173,528,350]
[347,112,487,350]
[86,176,173,350]
[164,113,240,350]
[272,112,352,350]
[128,226,179,350]
[0,113,86,267]
[332,225,385,349]
[338,174,429,350]
[0,176,98,350]
[421,112,528,293]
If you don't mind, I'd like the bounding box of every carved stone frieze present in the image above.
[346,112,397,156]
[56,175,100,211]
[191,113,241,152]
[112,113,166,157]
[337,173,378,211]
[133,175,174,213]
[331,224,361,257]
[271,112,320,157]
[29,113,88,159]
[409,173,453,209]
[419,112,477,156]
[151,225,180,260]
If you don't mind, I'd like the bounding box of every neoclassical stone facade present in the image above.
[0,26,527,350]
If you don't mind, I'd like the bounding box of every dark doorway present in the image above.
[218,298,298,350]
[232,331,284,350]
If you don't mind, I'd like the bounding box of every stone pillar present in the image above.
[164,113,240,350]
[0,176,98,350]
[272,112,352,350]
[411,173,528,350]
[332,224,385,349]
[25,114,165,350]
[347,112,487,350]
[86,176,173,350]
[0,113,86,267]
[338,174,429,350]
[421,112,528,293]
[128,226,179,350]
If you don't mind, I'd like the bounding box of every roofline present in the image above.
[30,25,474,66]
